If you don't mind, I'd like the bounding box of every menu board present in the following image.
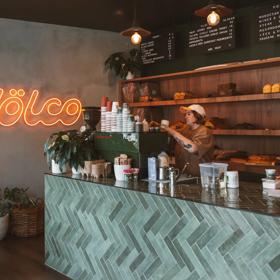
[140,32,175,64]
[188,16,235,53]
[256,3,280,42]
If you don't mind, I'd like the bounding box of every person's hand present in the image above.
[161,125,175,135]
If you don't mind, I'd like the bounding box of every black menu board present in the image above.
[256,2,280,42]
[140,32,175,64]
[188,16,235,53]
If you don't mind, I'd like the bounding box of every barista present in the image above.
[162,104,214,162]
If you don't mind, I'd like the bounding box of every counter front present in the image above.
[45,174,280,280]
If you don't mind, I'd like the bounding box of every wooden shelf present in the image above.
[214,160,280,175]
[121,57,280,83]
[212,130,280,137]
[128,93,280,107]
[229,162,280,175]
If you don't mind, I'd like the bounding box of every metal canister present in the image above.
[169,167,176,186]
[159,167,169,180]
[135,122,143,132]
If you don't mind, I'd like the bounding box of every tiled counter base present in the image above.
[45,174,280,280]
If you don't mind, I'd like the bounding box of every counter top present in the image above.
[47,173,280,217]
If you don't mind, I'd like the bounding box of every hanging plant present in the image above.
[104,49,141,79]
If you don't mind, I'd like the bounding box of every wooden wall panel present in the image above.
[160,65,280,164]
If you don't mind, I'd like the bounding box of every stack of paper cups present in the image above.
[100,96,108,132]
[100,107,106,132]
[122,103,130,133]
[116,108,123,132]
[105,101,112,132]
[111,102,118,132]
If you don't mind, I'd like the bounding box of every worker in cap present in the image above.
[162,104,214,162]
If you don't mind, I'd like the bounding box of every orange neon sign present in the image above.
[0,88,82,126]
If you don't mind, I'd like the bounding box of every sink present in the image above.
[176,174,199,184]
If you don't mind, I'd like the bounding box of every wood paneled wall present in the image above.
[158,65,280,170]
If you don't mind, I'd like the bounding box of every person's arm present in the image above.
[163,127,198,153]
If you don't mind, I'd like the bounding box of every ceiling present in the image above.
[0,0,269,32]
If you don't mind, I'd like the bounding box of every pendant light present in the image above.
[120,0,151,45]
[195,1,232,27]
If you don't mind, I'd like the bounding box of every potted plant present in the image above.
[44,130,78,174]
[0,198,10,240]
[3,187,44,237]
[105,49,141,80]
[69,130,96,175]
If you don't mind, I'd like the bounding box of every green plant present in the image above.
[105,48,141,79]
[44,129,96,171]
[3,187,36,208]
[0,200,10,217]
[70,130,96,170]
[0,189,11,216]
[44,130,78,171]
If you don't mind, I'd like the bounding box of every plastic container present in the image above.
[199,162,228,188]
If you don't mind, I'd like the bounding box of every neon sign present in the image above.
[0,88,82,127]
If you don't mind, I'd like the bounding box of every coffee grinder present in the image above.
[81,107,100,131]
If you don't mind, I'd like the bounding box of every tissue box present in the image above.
[262,178,280,189]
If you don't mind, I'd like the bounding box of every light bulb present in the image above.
[130,32,142,45]
[207,11,220,27]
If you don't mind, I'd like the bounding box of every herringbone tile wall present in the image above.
[45,175,280,280]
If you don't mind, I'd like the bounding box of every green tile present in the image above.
[192,244,215,279]
[161,264,181,280]
[186,271,200,280]
[143,210,161,233]
[197,225,219,249]
[241,212,265,237]
[224,254,247,280]
[169,199,184,217]
[187,221,209,246]
[255,242,280,267]
[187,202,204,222]
[129,252,145,272]
[243,235,270,263]
[164,236,185,268]
[173,239,195,272]
[109,201,123,221]
[116,247,131,266]
[144,257,162,279]
[269,254,280,272]
[168,218,187,240]
[218,228,244,256]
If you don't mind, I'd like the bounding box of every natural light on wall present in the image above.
[0,88,82,127]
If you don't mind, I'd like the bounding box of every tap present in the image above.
[176,162,190,181]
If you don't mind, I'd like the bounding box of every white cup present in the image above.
[226,171,239,188]
[161,120,170,128]
[112,101,119,112]
[114,164,131,181]
[265,169,276,179]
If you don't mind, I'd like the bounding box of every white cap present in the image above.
[180,104,206,118]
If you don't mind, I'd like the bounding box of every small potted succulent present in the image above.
[105,49,141,80]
